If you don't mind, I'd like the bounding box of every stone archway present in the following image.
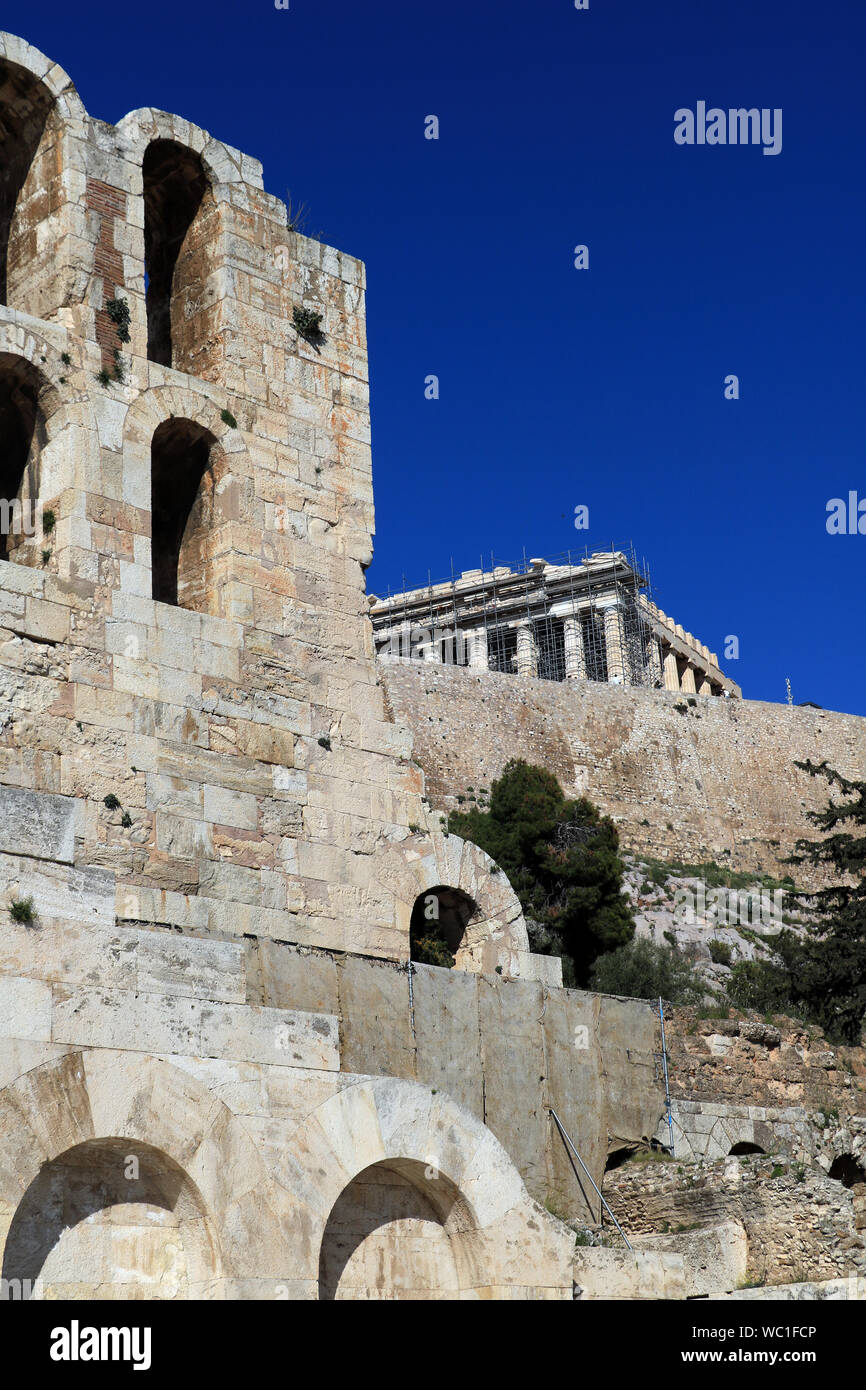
[0,325,88,529]
[0,32,88,320]
[117,108,254,383]
[279,1076,574,1300]
[123,383,250,616]
[0,1051,290,1298]
[318,1158,467,1300]
[3,1137,218,1300]
[375,829,540,979]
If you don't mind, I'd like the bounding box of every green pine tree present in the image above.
[450,760,635,986]
[784,760,866,1044]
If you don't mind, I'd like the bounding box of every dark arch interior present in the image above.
[143,140,208,367]
[0,355,45,561]
[829,1155,866,1189]
[409,885,478,968]
[729,1142,766,1156]
[1,1138,191,1297]
[151,417,216,606]
[0,59,54,305]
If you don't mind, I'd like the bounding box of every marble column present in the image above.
[469,626,489,670]
[601,603,627,684]
[563,615,586,680]
[663,647,680,692]
[516,622,537,678]
[680,663,698,695]
[647,635,663,687]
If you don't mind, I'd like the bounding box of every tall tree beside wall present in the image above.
[450,760,635,986]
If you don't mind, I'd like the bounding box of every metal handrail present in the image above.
[547,1106,633,1251]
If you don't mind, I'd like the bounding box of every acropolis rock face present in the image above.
[0,32,864,1302]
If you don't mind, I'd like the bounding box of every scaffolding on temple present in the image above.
[373,543,664,691]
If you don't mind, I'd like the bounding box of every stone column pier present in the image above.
[563,615,587,680]
[663,647,680,691]
[516,623,537,678]
[600,602,627,684]
[469,627,489,670]
[647,635,663,687]
[680,663,698,695]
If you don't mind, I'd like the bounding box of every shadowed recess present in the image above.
[143,140,208,368]
[0,354,46,561]
[151,416,217,607]
[1,1137,211,1297]
[0,59,54,306]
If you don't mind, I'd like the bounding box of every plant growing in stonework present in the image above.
[449,759,636,987]
[105,296,131,343]
[409,930,455,970]
[9,896,36,925]
[293,306,324,344]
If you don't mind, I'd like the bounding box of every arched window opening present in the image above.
[828,1155,866,1189]
[729,1142,765,1156]
[0,355,46,563]
[409,885,478,969]
[0,60,54,308]
[151,417,218,609]
[143,140,209,370]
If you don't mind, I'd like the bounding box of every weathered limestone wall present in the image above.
[604,1156,866,1286]
[662,1009,865,1115]
[379,657,866,883]
[0,845,665,1231]
[253,945,664,1217]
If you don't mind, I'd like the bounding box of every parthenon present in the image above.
[370,549,742,698]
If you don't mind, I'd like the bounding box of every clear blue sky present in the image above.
[19,0,866,714]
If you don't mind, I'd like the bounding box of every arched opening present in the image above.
[0,59,54,308]
[2,1137,218,1299]
[410,885,478,969]
[0,355,48,562]
[318,1159,468,1301]
[729,1142,766,1156]
[151,417,219,609]
[828,1155,866,1189]
[143,140,210,371]
[604,1142,669,1172]
[830,1155,866,1232]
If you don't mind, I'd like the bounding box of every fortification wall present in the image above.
[379,657,866,883]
